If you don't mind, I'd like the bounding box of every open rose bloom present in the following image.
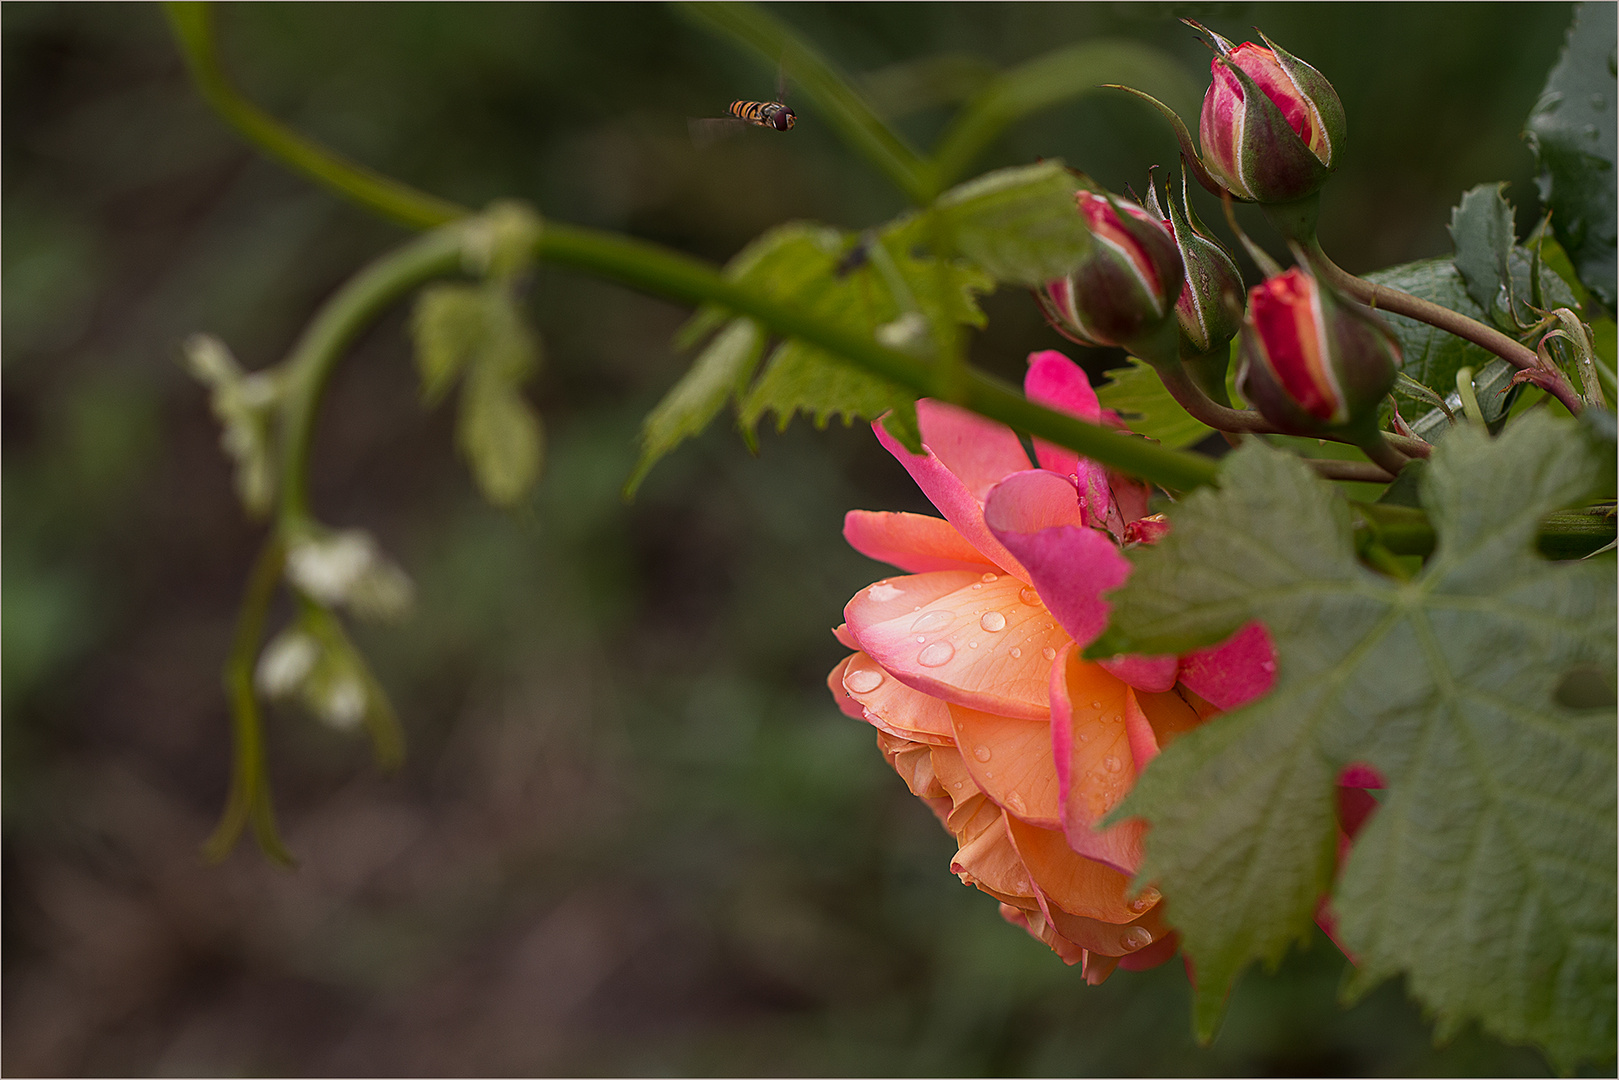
[828,350,1281,984]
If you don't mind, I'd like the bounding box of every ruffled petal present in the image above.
[1123,686,1205,769]
[1000,903,1085,966]
[827,655,866,720]
[984,471,1132,650]
[843,510,997,574]
[842,650,954,744]
[873,414,1030,578]
[1118,930,1180,971]
[1049,644,1146,874]
[833,622,859,649]
[947,704,1061,827]
[915,399,1035,499]
[951,804,1037,902]
[1098,653,1180,693]
[849,571,1065,720]
[1177,620,1276,709]
[1043,895,1172,957]
[1005,815,1146,923]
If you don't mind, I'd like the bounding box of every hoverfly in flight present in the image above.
[690,67,796,146]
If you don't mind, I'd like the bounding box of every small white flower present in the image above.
[256,630,319,697]
[315,676,367,732]
[287,531,377,606]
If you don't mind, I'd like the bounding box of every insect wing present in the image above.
[689,116,748,148]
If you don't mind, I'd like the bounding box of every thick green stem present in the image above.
[202,535,294,865]
[276,227,468,527]
[164,2,464,230]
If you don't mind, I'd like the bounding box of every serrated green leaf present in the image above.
[1525,2,1618,309]
[457,366,544,507]
[934,160,1091,286]
[1449,182,1517,319]
[626,319,763,497]
[1095,357,1214,449]
[1098,415,1615,1067]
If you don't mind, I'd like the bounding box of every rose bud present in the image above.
[1236,265,1400,437]
[1037,190,1184,359]
[1145,172,1245,401]
[1193,23,1346,205]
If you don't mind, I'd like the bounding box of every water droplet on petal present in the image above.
[918,641,955,667]
[968,640,979,649]
[980,611,1006,632]
[981,572,999,583]
[1261,660,1276,673]
[1078,732,1089,742]
[952,780,963,790]
[1090,700,1102,709]
[973,745,992,762]
[971,582,983,590]
[867,582,902,602]
[1120,926,1153,951]
[1129,887,1161,913]
[1042,646,1057,661]
[1104,755,1122,773]
[1010,647,1021,659]
[1013,877,1030,893]
[1007,792,1026,814]
[911,609,954,633]
[844,668,883,694]
[1019,586,1041,606]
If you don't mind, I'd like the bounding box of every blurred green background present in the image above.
[2,3,1591,1074]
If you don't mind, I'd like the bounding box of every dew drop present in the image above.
[1103,755,1122,773]
[844,667,883,694]
[1042,646,1057,661]
[910,609,954,633]
[980,572,999,583]
[867,582,902,602]
[980,611,1006,632]
[1078,732,1089,742]
[1128,887,1162,913]
[968,640,979,649]
[1013,877,1030,893]
[1007,792,1027,815]
[1090,700,1102,709]
[916,636,926,644]
[918,640,956,667]
[971,583,983,590]
[1261,659,1277,673]
[973,745,992,763]
[1019,586,1041,606]
[952,780,964,790]
[1120,926,1153,951]
[1010,647,1022,659]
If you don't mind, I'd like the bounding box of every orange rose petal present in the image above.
[1118,930,1180,972]
[1127,686,1204,769]
[850,573,1066,720]
[833,622,859,649]
[1049,645,1146,873]
[827,655,867,720]
[845,570,983,631]
[1082,951,1121,985]
[930,744,982,815]
[1044,896,1171,957]
[950,806,1036,901]
[947,704,1060,827]
[1001,902,1084,966]
[877,731,947,801]
[843,651,954,744]
[843,510,999,574]
[1004,815,1141,923]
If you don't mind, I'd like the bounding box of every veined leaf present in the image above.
[1365,258,1500,396]
[1525,2,1618,309]
[1095,357,1213,449]
[1093,415,1615,1067]
[1449,182,1517,320]
[933,160,1091,286]
[457,362,544,507]
[625,319,763,497]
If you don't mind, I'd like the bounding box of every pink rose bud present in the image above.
[1037,191,1184,357]
[1196,30,1346,204]
[1237,266,1399,436]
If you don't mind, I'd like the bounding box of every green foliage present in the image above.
[1525,1,1618,309]
[410,281,544,506]
[1449,183,1519,319]
[1092,415,1616,1067]
[625,319,764,497]
[933,160,1091,286]
[1094,357,1213,449]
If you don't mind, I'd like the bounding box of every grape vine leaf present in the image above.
[1090,414,1616,1068]
[1525,1,1618,309]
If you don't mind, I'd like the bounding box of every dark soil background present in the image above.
[3,4,1584,1074]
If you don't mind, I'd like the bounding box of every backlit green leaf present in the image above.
[933,160,1091,286]
[1095,415,1615,1068]
[458,364,544,507]
[1094,357,1213,449]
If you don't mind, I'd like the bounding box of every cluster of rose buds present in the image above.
[1038,22,1396,440]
